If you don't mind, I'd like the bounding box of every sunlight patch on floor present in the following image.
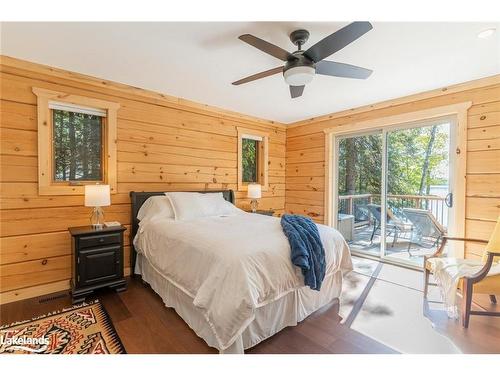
[340,256,461,353]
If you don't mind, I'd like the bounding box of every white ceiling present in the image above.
[1,22,499,124]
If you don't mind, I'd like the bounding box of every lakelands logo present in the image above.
[0,332,50,353]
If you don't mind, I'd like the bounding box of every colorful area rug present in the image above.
[0,300,126,354]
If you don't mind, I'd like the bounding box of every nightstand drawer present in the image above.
[78,232,121,249]
[77,245,122,287]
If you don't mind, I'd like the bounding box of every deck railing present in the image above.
[338,193,447,227]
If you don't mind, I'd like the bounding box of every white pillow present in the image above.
[220,199,244,215]
[200,193,244,216]
[166,192,239,220]
[137,196,174,221]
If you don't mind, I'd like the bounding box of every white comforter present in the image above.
[134,212,352,350]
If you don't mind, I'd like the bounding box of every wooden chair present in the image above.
[423,216,500,328]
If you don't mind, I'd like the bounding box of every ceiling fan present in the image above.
[232,22,373,98]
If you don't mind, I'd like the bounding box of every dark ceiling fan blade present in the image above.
[304,22,373,63]
[232,66,283,85]
[316,60,372,79]
[290,85,305,98]
[239,34,297,62]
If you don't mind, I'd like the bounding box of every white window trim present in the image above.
[242,134,263,142]
[32,87,120,196]
[237,127,269,192]
[323,102,471,258]
[49,101,107,117]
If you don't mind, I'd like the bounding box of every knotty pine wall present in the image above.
[0,57,286,304]
[285,79,500,260]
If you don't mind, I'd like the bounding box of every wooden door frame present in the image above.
[324,102,471,258]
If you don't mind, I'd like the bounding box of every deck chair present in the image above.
[366,204,412,252]
[403,208,446,254]
[424,216,500,328]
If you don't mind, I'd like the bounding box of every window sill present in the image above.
[39,185,117,196]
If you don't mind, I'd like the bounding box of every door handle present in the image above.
[445,193,453,208]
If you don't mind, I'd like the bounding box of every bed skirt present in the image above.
[135,253,343,354]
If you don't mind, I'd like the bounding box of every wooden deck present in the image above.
[348,224,440,267]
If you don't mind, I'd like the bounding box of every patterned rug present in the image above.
[0,300,126,354]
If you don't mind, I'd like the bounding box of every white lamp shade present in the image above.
[85,184,111,207]
[247,184,262,199]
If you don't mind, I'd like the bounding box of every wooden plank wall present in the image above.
[285,81,500,260]
[0,57,286,304]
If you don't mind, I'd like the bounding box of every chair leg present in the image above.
[407,238,413,257]
[406,228,413,256]
[461,280,473,328]
[490,295,497,304]
[370,222,378,243]
[392,227,398,248]
[423,267,430,298]
[432,236,440,248]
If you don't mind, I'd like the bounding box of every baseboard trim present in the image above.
[0,267,131,305]
[0,280,70,305]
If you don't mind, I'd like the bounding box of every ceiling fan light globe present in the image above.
[283,66,315,86]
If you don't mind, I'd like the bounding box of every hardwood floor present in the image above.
[342,256,500,354]
[0,277,396,354]
[1,259,498,354]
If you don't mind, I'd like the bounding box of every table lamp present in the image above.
[85,184,110,229]
[247,184,262,213]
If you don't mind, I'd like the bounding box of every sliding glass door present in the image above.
[383,120,452,267]
[336,132,383,257]
[333,116,455,268]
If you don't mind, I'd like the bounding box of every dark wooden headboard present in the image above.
[129,190,235,272]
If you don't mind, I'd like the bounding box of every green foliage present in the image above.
[242,138,258,182]
[387,124,448,195]
[53,109,103,181]
[338,123,449,196]
[338,134,382,196]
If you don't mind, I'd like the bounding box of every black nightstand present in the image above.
[69,225,127,304]
[248,210,275,216]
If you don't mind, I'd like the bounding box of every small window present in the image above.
[33,87,119,195]
[242,137,260,183]
[237,127,269,191]
[52,109,104,182]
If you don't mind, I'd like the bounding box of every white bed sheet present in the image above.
[135,253,344,353]
[133,212,352,351]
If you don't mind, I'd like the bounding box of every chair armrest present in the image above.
[465,251,499,284]
[425,236,449,260]
[425,237,490,262]
[442,236,489,244]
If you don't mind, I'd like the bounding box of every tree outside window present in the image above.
[52,109,104,182]
[237,127,268,192]
[242,138,259,183]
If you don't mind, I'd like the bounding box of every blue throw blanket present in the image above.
[280,214,326,291]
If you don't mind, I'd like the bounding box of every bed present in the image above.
[130,190,352,353]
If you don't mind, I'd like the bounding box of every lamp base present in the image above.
[90,206,105,230]
[250,199,259,213]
